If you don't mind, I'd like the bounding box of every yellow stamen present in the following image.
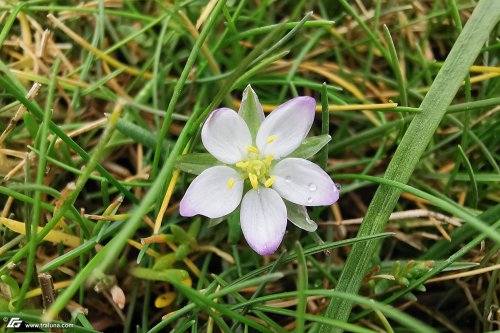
[246,145,259,154]
[249,174,259,189]
[265,154,274,166]
[236,161,248,169]
[266,135,277,143]
[226,178,235,189]
[264,178,275,188]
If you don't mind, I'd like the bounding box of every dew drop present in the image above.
[307,197,313,203]
[308,183,317,191]
[285,176,292,183]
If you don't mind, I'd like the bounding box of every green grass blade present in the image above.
[295,242,307,333]
[320,1,500,331]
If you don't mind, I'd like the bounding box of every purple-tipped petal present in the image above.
[271,158,339,206]
[201,108,252,164]
[240,188,287,256]
[180,166,243,218]
[256,96,316,159]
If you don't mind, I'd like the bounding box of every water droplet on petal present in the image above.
[285,176,292,183]
[308,183,317,191]
[307,197,313,203]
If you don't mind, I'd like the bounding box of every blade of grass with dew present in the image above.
[319,1,500,331]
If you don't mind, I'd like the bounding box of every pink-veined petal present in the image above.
[240,188,287,256]
[271,158,339,206]
[180,166,243,218]
[256,97,316,158]
[201,108,252,164]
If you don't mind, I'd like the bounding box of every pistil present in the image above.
[235,153,275,190]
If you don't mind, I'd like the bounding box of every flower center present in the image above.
[233,145,275,189]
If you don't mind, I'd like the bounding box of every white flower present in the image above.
[180,86,339,255]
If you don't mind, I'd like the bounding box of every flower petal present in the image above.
[180,166,243,218]
[256,96,316,158]
[271,158,339,206]
[238,85,264,138]
[201,108,252,164]
[240,188,287,255]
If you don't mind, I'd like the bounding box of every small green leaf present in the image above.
[131,267,189,282]
[170,225,196,245]
[403,292,418,302]
[288,134,331,160]
[374,279,390,295]
[208,217,225,228]
[175,153,220,175]
[153,253,177,271]
[238,85,264,139]
[284,200,317,232]
[187,218,201,238]
[415,284,426,292]
[175,244,190,261]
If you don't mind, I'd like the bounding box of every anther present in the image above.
[236,161,248,169]
[264,154,274,166]
[249,174,259,189]
[264,178,275,188]
[266,135,277,143]
[226,178,235,189]
[246,145,259,154]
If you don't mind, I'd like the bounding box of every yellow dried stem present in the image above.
[0,217,80,247]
